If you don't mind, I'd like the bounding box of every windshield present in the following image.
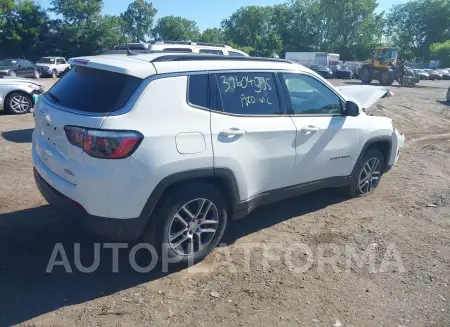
[0,59,18,66]
[386,48,398,60]
[38,57,56,64]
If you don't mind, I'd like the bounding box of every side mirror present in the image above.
[345,101,360,116]
[18,65,22,68]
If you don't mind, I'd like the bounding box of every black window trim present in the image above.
[186,72,210,110]
[208,70,288,117]
[278,71,345,117]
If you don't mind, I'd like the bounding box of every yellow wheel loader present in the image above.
[359,47,419,86]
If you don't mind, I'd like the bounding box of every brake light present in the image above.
[64,126,143,159]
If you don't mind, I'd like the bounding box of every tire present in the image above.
[33,69,40,79]
[446,88,450,102]
[8,70,16,77]
[359,65,373,84]
[378,68,395,86]
[142,181,228,266]
[5,92,33,114]
[345,148,385,198]
[52,69,57,78]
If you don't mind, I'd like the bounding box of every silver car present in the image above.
[0,77,45,114]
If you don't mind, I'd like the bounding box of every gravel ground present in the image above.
[0,78,449,327]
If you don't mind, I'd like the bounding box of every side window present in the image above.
[215,72,281,115]
[188,74,208,108]
[60,59,67,64]
[280,73,342,115]
[56,59,62,64]
[199,49,224,55]
[228,51,246,57]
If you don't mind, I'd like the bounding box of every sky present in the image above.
[36,0,406,31]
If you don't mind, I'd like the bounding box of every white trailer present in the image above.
[285,52,341,67]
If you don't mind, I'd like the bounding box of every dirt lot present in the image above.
[0,78,449,327]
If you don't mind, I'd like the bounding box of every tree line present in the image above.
[0,0,449,65]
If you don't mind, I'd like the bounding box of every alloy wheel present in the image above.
[10,95,31,113]
[357,157,381,194]
[168,198,219,256]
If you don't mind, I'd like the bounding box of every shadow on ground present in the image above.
[437,100,450,107]
[0,189,346,326]
[1,128,33,143]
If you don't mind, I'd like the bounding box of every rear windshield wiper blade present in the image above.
[47,92,60,103]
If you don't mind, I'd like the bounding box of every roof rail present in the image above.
[151,54,293,64]
[195,42,226,48]
[155,40,193,45]
[153,40,229,48]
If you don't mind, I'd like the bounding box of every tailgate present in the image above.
[33,64,145,184]
[33,97,105,184]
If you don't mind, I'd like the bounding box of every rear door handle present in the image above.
[300,125,319,133]
[219,128,246,137]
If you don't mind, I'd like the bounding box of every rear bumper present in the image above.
[34,168,147,241]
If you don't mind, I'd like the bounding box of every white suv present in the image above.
[32,53,404,263]
[36,57,71,78]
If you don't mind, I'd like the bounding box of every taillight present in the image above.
[64,126,143,159]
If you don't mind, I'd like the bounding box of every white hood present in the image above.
[337,85,392,109]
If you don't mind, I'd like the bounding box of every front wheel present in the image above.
[345,149,385,198]
[5,92,32,114]
[9,70,16,77]
[33,69,40,79]
[52,69,57,78]
[446,88,450,102]
[142,182,228,266]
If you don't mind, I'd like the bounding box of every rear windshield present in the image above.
[45,66,142,113]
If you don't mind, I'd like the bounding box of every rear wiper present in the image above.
[47,92,60,103]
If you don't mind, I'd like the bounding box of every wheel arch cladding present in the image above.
[6,90,33,106]
[363,137,392,170]
[141,168,240,229]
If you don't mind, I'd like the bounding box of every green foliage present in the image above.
[153,16,201,41]
[200,28,225,44]
[50,0,103,23]
[0,0,447,62]
[0,0,48,59]
[122,0,157,42]
[388,0,450,61]
[430,40,450,67]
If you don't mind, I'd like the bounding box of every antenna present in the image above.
[119,14,137,56]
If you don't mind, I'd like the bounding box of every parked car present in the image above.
[413,69,429,80]
[35,57,71,78]
[423,69,443,80]
[104,41,249,57]
[436,69,450,80]
[334,65,353,79]
[0,59,41,79]
[0,76,45,114]
[309,64,334,78]
[33,53,405,264]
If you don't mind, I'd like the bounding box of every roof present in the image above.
[68,53,304,79]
